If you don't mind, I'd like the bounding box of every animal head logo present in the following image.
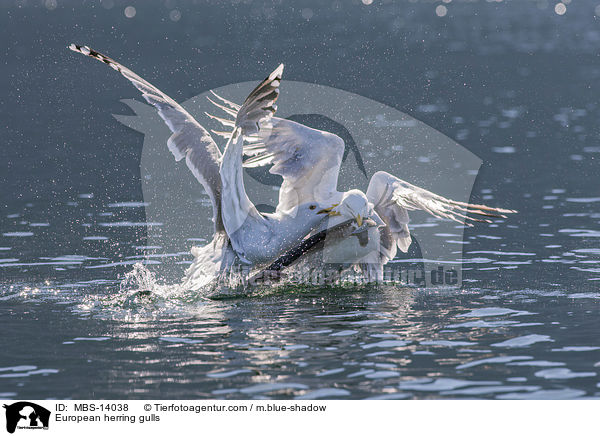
[116,80,483,287]
[3,402,50,434]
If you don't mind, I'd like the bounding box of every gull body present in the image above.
[218,112,342,264]
[206,68,513,283]
[212,66,348,265]
[69,45,515,286]
[68,45,343,279]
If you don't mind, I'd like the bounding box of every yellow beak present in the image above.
[317,204,340,216]
[356,214,363,227]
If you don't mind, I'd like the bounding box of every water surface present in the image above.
[1,0,599,399]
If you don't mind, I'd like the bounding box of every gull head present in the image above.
[318,190,384,229]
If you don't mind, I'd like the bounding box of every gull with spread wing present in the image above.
[68,45,346,287]
[69,45,515,286]
[209,69,516,282]
[69,44,237,287]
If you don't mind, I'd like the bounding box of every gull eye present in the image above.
[309,205,317,210]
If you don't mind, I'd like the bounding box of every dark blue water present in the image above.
[1,0,599,399]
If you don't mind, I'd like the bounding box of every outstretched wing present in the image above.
[367,171,516,256]
[69,44,224,232]
[244,117,344,212]
[208,81,344,213]
[206,65,282,138]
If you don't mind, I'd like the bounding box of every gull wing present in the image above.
[208,73,345,212]
[244,117,345,212]
[366,170,516,255]
[206,65,282,138]
[69,44,224,232]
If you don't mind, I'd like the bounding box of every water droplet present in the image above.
[124,6,136,18]
[554,2,566,15]
[169,9,181,22]
[301,8,313,20]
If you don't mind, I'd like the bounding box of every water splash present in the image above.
[74,263,211,320]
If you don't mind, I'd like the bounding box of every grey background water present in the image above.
[1,0,599,399]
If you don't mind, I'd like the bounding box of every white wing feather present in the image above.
[207,68,345,213]
[245,117,344,212]
[69,44,224,232]
[367,171,516,255]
